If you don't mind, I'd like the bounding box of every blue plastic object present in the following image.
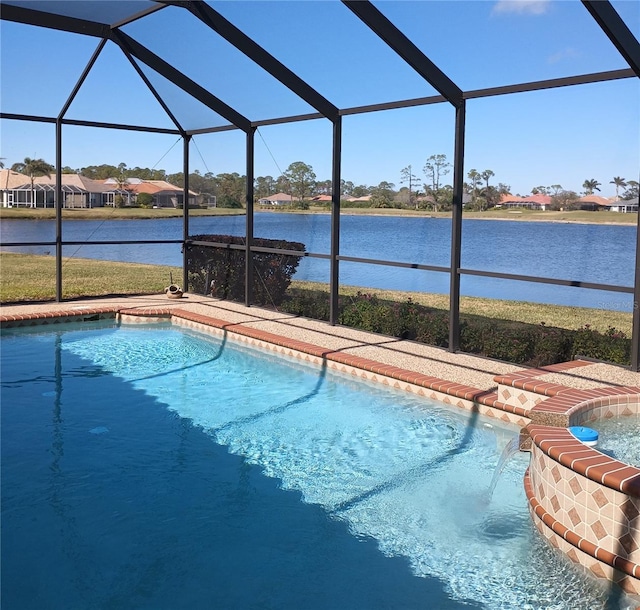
[569,426,599,444]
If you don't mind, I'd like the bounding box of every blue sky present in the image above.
[1,0,638,197]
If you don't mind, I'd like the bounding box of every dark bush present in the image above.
[571,325,630,364]
[279,288,632,367]
[186,234,305,306]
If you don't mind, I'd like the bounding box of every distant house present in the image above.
[0,170,195,208]
[258,192,293,206]
[123,179,196,208]
[344,195,372,203]
[0,169,32,207]
[497,194,551,211]
[311,194,332,203]
[577,195,614,211]
[608,197,638,213]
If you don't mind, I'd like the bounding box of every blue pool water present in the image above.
[0,322,629,609]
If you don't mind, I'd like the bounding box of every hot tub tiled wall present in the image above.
[525,396,640,598]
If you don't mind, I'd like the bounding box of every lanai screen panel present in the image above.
[122,4,320,129]
[211,0,442,110]
[373,0,635,91]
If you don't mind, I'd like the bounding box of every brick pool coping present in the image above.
[0,305,522,423]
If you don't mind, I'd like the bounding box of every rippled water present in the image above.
[1,322,633,609]
[592,415,640,468]
[1,214,635,309]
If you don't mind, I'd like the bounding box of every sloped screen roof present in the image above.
[2,0,638,130]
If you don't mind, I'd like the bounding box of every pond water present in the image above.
[1,213,635,310]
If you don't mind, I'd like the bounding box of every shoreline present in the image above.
[0,207,636,227]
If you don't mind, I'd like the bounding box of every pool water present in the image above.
[592,415,640,468]
[0,321,628,609]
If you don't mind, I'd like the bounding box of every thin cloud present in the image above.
[548,47,581,63]
[492,0,550,16]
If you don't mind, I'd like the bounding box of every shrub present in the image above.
[185,234,305,306]
[136,192,154,208]
[572,325,630,365]
[279,288,632,367]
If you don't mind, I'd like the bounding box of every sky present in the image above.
[1,0,638,197]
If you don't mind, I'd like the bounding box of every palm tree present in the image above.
[610,176,626,201]
[467,169,481,204]
[11,157,55,208]
[582,179,601,196]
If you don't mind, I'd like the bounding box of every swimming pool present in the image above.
[1,320,628,609]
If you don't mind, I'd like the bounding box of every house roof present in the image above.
[259,192,293,202]
[500,194,551,205]
[578,195,615,206]
[0,169,29,189]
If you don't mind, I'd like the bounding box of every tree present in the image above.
[550,190,579,211]
[531,185,549,195]
[549,184,563,196]
[467,169,481,204]
[340,179,355,197]
[610,176,626,201]
[400,165,421,209]
[369,181,396,208]
[481,169,494,190]
[215,172,245,208]
[284,162,316,204]
[582,179,601,195]
[254,175,276,201]
[373,181,395,199]
[315,179,332,195]
[423,154,451,212]
[114,165,131,206]
[351,184,370,197]
[11,157,55,208]
[622,180,639,200]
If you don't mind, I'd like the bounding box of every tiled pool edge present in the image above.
[0,306,528,427]
[3,306,639,598]
[159,308,531,429]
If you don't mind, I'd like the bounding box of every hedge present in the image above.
[185,234,305,306]
[280,289,631,367]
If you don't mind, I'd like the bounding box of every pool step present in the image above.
[492,360,594,414]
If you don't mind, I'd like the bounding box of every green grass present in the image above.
[1,253,180,302]
[1,253,632,336]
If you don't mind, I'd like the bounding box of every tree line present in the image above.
[6,156,638,211]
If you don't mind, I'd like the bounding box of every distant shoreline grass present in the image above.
[0,206,636,226]
[1,253,631,335]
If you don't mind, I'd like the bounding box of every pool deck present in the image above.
[2,293,638,400]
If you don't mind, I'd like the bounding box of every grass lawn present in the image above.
[0,253,181,302]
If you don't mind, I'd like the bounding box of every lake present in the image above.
[1,213,635,311]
